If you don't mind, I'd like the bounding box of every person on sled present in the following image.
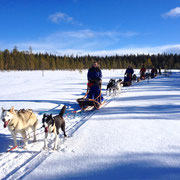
[87,61,102,88]
[125,66,134,80]
[140,66,146,80]
[124,66,134,86]
[87,62,103,102]
[123,76,131,86]
[151,67,158,78]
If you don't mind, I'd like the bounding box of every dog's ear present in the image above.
[10,106,14,113]
[1,107,4,112]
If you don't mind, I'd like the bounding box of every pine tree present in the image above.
[18,53,26,70]
[3,49,10,70]
[49,57,56,70]
[29,46,33,54]
[145,57,152,69]
[0,52,4,70]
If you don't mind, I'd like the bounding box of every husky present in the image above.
[132,74,137,82]
[137,77,141,82]
[116,79,123,93]
[107,79,123,96]
[106,79,116,96]
[1,107,38,149]
[42,105,67,150]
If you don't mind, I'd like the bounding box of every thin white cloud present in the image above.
[14,42,180,56]
[51,44,180,56]
[86,44,180,56]
[162,7,180,18]
[45,29,137,40]
[63,29,95,39]
[119,32,138,37]
[48,12,82,25]
[5,29,180,56]
[16,29,137,51]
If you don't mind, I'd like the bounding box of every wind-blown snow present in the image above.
[0,69,180,180]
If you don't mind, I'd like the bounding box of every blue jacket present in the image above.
[87,67,102,81]
[87,85,103,102]
[125,68,134,75]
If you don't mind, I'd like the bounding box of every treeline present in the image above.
[0,47,180,70]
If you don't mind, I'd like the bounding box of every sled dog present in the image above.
[42,105,67,150]
[137,77,141,82]
[132,74,137,82]
[107,79,123,96]
[106,79,116,95]
[116,79,123,93]
[1,107,38,148]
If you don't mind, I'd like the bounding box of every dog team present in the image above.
[1,105,67,150]
[0,76,135,151]
[1,77,123,151]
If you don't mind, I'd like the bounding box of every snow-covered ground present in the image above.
[0,69,180,180]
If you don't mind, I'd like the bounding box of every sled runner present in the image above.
[77,83,104,110]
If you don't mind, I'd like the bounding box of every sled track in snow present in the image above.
[0,80,146,180]
[0,102,108,179]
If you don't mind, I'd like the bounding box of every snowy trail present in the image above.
[1,100,123,180]
[0,70,118,179]
[24,72,180,180]
[0,99,113,179]
[0,70,112,179]
[1,70,180,180]
[0,108,95,180]
[0,86,118,180]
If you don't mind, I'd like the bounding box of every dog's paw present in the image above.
[23,146,28,150]
[43,146,48,150]
[53,147,57,151]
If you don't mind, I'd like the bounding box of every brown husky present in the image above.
[1,107,38,149]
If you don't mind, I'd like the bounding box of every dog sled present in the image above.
[77,83,104,110]
[123,74,132,87]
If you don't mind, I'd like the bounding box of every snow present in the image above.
[0,69,180,180]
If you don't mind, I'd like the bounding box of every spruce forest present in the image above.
[0,48,180,70]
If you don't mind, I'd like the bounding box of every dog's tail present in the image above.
[59,105,66,117]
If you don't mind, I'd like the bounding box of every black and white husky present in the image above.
[116,79,123,93]
[106,79,116,95]
[106,79,123,96]
[42,105,67,150]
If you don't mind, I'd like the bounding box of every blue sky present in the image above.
[0,0,180,56]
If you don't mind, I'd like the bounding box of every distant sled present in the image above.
[77,83,104,110]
